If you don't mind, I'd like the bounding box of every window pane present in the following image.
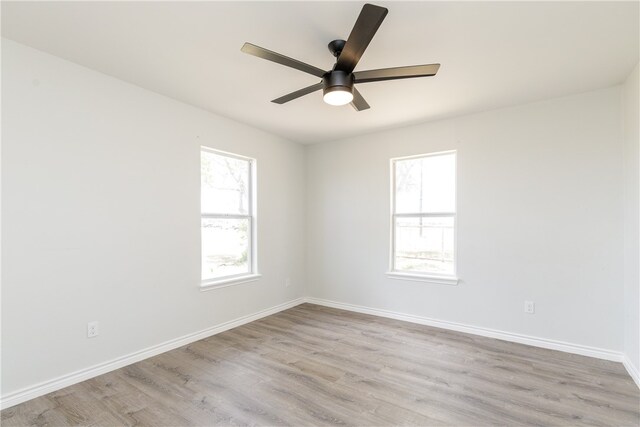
[394,216,454,275]
[201,218,250,280]
[395,153,455,213]
[201,151,249,215]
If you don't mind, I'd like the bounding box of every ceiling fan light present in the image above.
[322,70,355,106]
[323,87,354,106]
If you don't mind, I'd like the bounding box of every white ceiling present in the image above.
[2,1,638,144]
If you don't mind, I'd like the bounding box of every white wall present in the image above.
[1,39,306,396]
[623,63,640,377]
[2,36,636,402]
[306,87,625,353]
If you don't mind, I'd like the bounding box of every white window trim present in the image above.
[200,147,258,291]
[386,271,458,285]
[388,150,459,285]
[201,273,262,292]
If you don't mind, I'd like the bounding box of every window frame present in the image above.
[200,147,260,291]
[388,150,459,285]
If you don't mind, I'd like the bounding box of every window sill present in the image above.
[200,274,262,292]
[386,271,459,286]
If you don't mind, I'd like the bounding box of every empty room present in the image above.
[1,1,639,426]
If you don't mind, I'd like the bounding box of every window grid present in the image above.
[390,151,457,277]
[201,147,256,284]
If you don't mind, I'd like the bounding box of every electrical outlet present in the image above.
[285,278,291,288]
[524,301,535,314]
[87,321,99,338]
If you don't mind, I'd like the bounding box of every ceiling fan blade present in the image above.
[354,64,440,83]
[335,4,388,73]
[350,88,370,111]
[241,43,326,78]
[271,82,324,104]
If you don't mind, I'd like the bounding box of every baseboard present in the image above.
[3,296,636,410]
[304,297,625,363]
[623,355,640,388]
[0,297,306,410]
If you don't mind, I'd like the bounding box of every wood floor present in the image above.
[2,303,639,426]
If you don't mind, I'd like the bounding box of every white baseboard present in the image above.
[3,295,637,410]
[0,297,306,410]
[623,355,640,388]
[304,297,625,363]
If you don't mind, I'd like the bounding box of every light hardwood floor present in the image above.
[2,303,639,426]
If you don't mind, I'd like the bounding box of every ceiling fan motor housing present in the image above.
[323,70,354,97]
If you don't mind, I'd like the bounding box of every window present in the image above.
[389,151,458,285]
[201,148,258,289]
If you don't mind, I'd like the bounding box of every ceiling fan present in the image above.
[241,3,440,111]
